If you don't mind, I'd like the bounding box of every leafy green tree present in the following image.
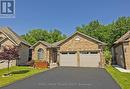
[76,17,130,49]
[49,29,67,43]
[21,29,66,45]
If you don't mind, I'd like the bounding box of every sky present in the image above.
[0,0,130,36]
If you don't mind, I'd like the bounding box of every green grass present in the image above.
[106,66,130,89]
[0,66,47,87]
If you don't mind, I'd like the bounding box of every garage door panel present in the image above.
[60,52,77,66]
[80,52,100,67]
[60,51,101,67]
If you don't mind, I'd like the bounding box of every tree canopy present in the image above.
[22,16,130,49]
[76,17,130,48]
[21,29,67,45]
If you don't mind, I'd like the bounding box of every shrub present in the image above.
[34,60,49,69]
[104,50,112,65]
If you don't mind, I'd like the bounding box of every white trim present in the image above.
[0,30,18,46]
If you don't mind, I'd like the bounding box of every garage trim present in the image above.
[59,50,101,67]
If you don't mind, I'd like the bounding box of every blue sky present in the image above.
[0,0,130,36]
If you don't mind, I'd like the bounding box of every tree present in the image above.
[76,16,130,65]
[49,29,67,43]
[21,29,66,45]
[76,17,130,49]
[104,49,112,65]
[0,46,19,74]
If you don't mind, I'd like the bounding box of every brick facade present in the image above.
[58,33,105,68]
[32,43,50,62]
[113,31,130,70]
[59,34,99,52]
[32,32,106,68]
[123,41,130,69]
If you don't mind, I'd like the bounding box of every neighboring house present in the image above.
[32,31,106,68]
[0,27,31,69]
[112,31,130,69]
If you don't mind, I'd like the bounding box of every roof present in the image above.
[31,31,106,49]
[31,41,52,48]
[114,30,130,44]
[0,37,7,43]
[0,27,31,46]
[52,40,65,47]
[53,31,106,46]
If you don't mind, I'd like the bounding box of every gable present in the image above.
[57,31,106,46]
[0,27,30,46]
[114,30,130,44]
[0,31,17,46]
[33,43,48,50]
[0,32,6,38]
[59,33,99,51]
[0,39,15,47]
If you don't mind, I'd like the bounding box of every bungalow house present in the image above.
[0,27,106,69]
[32,31,106,68]
[112,31,130,69]
[0,27,31,69]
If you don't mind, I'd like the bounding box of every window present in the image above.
[69,52,76,54]
[75,37,80,41]
[61,52,68,54]
[80,51,89,54]
[37,48,44,60]
[90,52,98,54]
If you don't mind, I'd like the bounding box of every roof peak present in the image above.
[0,27,31,46]
[114,30,130,44]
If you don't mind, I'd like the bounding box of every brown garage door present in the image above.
[80,51,100,67]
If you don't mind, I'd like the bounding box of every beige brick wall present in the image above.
[32,43,49,62]
[115,44,125,68]
[60,34,99,52]
[59,34,104,67]
[123,42,130,69]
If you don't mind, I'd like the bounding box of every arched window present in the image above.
[37,48,44,60]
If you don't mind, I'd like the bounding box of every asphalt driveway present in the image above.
[1,67,121,89]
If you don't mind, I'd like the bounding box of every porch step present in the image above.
[50,63,58,69]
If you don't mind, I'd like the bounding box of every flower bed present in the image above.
[34,61,49,69]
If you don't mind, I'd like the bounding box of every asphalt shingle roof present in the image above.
[114,30,130,44]
[0,27,30,46]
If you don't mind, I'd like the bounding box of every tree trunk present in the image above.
[7,60,10,74]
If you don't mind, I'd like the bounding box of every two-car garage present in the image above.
[59,51,101,67]
[57,31,105,68]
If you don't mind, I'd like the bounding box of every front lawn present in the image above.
[0,66,47,87]
[106,66,130,89]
